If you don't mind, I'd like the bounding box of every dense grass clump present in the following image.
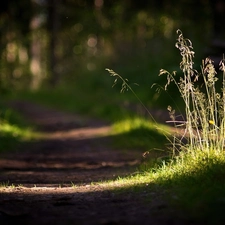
[156,30,225,223]
[106,30,225,224]
[112,117,169,151]
[159,30,225,155]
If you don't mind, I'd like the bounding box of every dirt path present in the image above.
[0,101,186,225]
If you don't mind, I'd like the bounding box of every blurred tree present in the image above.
[29,2,44,90]
[0,0,32,92]
[47,0,61,87]
[210,0,225,39]
[0,0,220,91]
[205,0,225,66]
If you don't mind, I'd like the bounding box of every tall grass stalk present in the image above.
[105,68,172,153]
[160,30,225,155]
[105,68,157,123]
[106,30,225,159]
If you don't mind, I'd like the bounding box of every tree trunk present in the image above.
[30,16,42,90]
[47,0,61,87]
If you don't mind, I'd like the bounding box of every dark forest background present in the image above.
[1,0,225,114]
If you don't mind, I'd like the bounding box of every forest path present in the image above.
[0,100,187,225]
[0,100,141,187]
[0,100,158,225]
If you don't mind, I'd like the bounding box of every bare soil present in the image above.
[0,101,192,225]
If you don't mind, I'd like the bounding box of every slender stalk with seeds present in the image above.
[105,68,157,123]
[160,30,225,155]
[106,30,225,158]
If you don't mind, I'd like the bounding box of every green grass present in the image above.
[0,102,36,152]
[111,117,170,152]
[100,149,225,224]
[102,30,225,224]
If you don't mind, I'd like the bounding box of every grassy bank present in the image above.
[102,149,225,225]
[103,30,225,224]
[0,102,35,152]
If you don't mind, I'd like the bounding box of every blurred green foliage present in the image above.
[1,0,224,125]
[0,102,34,152]
[0,0,217,91]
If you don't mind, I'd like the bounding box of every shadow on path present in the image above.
[0,100,201,225]
[0,100,141,187]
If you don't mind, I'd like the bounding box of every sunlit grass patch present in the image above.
[0,105,37,152]
[111,117,170,150]
[153,150,225,224]
[112,117,168,134]
[102,147,225,187]
[99,148,225,224]
[0,119,37,152]
[0,120,33,139]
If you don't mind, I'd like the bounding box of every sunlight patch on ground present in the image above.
[0,176,150,195]
[37,126,112,140]
[0,121,34,140]
[0,182,128,194]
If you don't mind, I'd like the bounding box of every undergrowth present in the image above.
[160,29,225,155]
[106,29,225,224]
[112,117,170,153]
[0,103,35,152]
[107,29,225,158]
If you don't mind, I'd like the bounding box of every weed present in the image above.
[0,181,10,188]
[160,29,225,156]
[0,182,17,189]
[105,30,225,224]
[106,68,156,122]
[71,182,77,189]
